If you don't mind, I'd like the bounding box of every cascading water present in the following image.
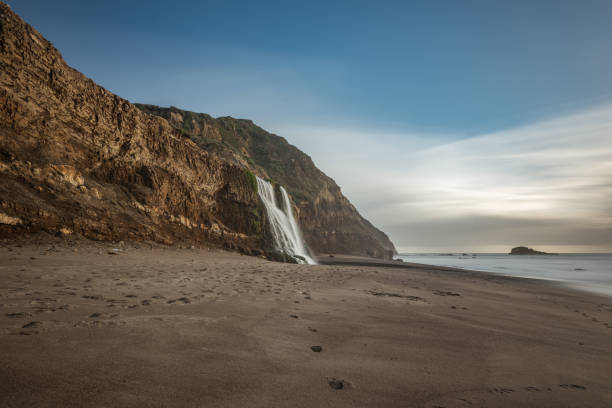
[256,176,316,264]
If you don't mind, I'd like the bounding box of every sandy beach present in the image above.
[1,240,611,407]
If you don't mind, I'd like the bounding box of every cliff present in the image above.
[0,2,396,259]
[0,2,265,253]
[135,105,397,259]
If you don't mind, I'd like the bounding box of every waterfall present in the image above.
[256,176,316,264]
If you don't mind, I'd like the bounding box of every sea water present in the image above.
[395,253,612,297]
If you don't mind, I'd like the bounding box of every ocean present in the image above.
[395,253,612,297]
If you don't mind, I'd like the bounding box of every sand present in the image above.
[0,242,611,407]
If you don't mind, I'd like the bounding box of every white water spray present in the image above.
[256,176,316,264]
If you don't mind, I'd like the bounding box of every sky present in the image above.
[9,0,612,252]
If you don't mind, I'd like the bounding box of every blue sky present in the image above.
[11,0,612,135]
[9,0,612,251]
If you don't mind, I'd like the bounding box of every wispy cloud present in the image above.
[278,105,612,252]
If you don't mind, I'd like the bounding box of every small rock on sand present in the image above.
[311,346,322,352]
[327,378,347,390]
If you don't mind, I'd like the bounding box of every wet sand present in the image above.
[1,242,611,407]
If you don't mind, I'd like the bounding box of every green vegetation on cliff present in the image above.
[244,169,258,193]
[0,2,394,260]
[135,104,397,259]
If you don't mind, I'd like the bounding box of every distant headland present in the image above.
[509,246,558,255]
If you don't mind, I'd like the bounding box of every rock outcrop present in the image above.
[0,2,265,252]
[509,246,556,255]
[0,2,396,259]
[136,105,397,259]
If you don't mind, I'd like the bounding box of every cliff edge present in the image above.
[0,2,396,259]
[135,105,396,259]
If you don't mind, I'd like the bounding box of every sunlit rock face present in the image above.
[0,3,395,259]
[136,105,397,259]
[0,3,265,252]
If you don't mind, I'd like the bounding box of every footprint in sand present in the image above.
[488,388,515,394]
[559,384,586,390]
[22,321,42,329]
[82,295,102,300]
[6,312,31,318]
[17,321,43,335]
[433,290,461,297]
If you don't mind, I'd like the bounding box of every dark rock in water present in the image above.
[509,246,557,255]
[311,346,322,352]
[289,314,299,319]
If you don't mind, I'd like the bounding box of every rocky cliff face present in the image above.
[136,106,396,259]
[0,3,396,259]
[0,2,265,252]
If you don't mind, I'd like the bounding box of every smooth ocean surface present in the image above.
[396,253,612,296]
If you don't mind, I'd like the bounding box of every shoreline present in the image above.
[318,253,592,294]
[321,253,612,299]
[1,243,611,407]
